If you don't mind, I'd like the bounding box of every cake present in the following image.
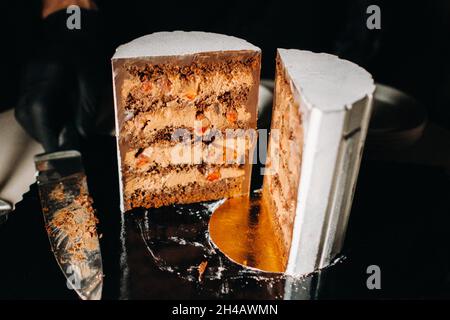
[263,50,375,274]
[112,31,261,212]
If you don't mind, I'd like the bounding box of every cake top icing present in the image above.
[113,31,260,59]
[278,49,375,112]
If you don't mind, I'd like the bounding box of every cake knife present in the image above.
[34,151,103,300]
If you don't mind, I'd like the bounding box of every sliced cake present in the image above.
[112,31,261,212]
[263,50,375,274]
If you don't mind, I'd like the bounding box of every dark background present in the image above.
[1,0,450,300]
[2,0,450,128]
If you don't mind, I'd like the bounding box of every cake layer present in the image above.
[125,176,244,210]
[123,135,253,172]
[114,52,260,131]
[121,64,254,114]
[262,56,304,266]
[262,49,374,275]
[122,98,251,133]
[124,165,244,195]
[261,186,290,266]
[120,99,252,149]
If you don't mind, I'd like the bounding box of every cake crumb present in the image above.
[47,190,100,263]
[198,261,208,282]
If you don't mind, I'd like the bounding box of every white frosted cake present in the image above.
[112,31,375,277]
[263,49,375,275]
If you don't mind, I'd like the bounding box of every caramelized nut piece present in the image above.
[184,81,198,100]
[201,127,209,135]
[136,153,150,167]
[206,170,221,182]
[226,110,238,123]
[185,92,197,100]
[141,81,153,92]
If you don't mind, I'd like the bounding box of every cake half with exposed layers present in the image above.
[263,50,375,275]
[112,31,261,212]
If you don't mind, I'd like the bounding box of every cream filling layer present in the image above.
[121,70,253,106]
[124,166,245,195]
[125,136,253,171]
[121,102,251,137]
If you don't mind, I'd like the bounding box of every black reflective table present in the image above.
[1,136,450,299]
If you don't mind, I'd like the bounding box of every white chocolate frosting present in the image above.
[278,49,375,112]
[113,31,261,59]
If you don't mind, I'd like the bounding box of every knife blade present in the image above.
[34,150,103,300]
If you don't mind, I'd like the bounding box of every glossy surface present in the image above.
[209,192,286,273]
[2,136,450,299]
[126,202,288,299]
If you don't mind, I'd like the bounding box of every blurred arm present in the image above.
[41,0,97,19]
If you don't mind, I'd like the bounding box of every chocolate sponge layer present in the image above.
[126,177,244,210]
